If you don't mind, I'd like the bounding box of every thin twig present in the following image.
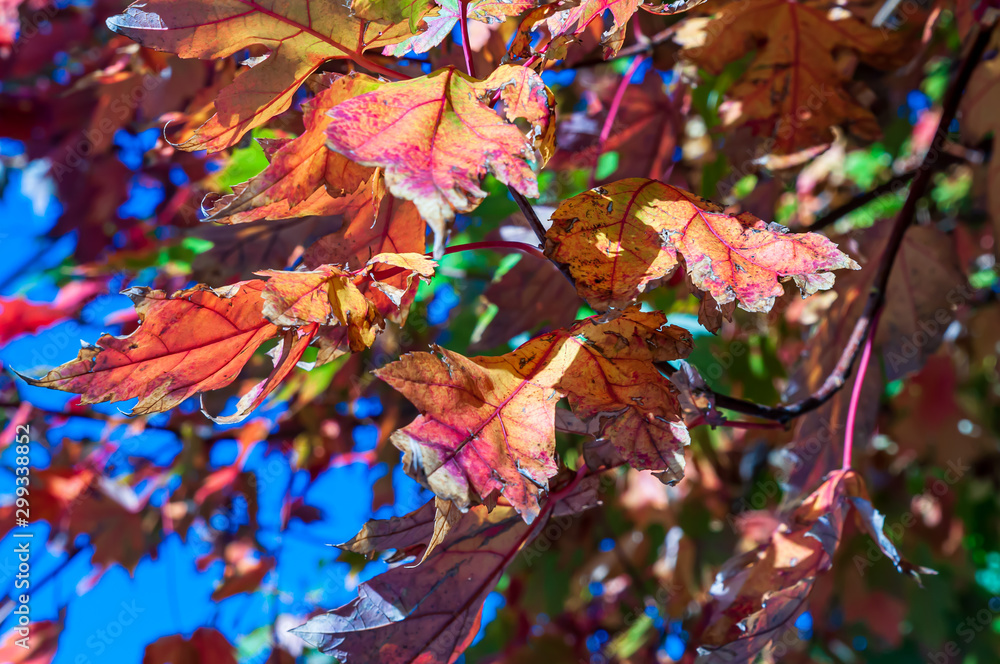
[842,309,880,470]
[788,152,963,233]
[590,54,647,187]
[459,0,476,79]
[509,188,548,245]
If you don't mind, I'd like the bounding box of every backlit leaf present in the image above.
[376,307,691,520]
[545,178,859,313]
[106,0,428,151]
[203,73,382,224]
[22,281,281,415]
[324,66,548,249]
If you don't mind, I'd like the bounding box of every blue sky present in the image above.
[0,151,444,662]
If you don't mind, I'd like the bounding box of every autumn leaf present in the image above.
[203,73,382,224]
[259,252,434,351]
[553,310,693,482]
[699,470,929,661]
[295,479,600,662]
[377,307,691,520]
[296,504,536,662]
[106,0,429,151]
[490,64,558,163]
[324,65,549,249]
[677,0,917,157]
[699,471,858,661]
[545,178,859,313]
[21,281,283,415]
[375,343,565,521]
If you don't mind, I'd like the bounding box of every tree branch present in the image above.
[679,18,996,425]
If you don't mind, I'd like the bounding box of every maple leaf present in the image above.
[20,281,283,416]
[296,504,535,662]
[259,252,434,351]
[699,471,857,661]
[324,65,550,249]
[106,0,429,151]
[554,310,693,481]
[203,73,382,225]
[677,0,917,157]
[375,343,566,521]
[377,307,691,520]
[491,63,558,163]
[545,178,859,313]
[295,479,600,662]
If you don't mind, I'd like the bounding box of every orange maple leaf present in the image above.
[106,0,430,151]
[545,178,859,312]
[376,307,691,521]
[203,72,382,224]
[21,281,283,415]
